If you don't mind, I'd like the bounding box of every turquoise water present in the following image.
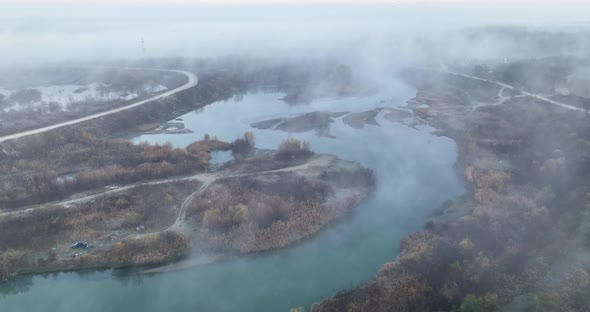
[0,85,463,311]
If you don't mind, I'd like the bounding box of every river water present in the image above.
[0,84,463,311]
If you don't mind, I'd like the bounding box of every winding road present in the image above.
[0,154,332,225]
[431,65,590,115]
[0,68,198,144]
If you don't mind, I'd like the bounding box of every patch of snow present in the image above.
[0,88,12,97]
[0,81,164,114]
[555,87,571,96]
[122,93,139,101]
[149,84,168,93]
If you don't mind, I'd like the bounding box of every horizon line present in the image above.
[5,0,589,5]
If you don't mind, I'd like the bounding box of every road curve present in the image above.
[427,67,590,115]
[0,68,198,144]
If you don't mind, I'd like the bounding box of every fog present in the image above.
[2,2,590,312]
[2,3,590,68]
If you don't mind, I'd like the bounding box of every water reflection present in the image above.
[0,275,32,297]
[0,87,464,312]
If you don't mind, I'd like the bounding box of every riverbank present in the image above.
[0,151,374,282]
[0,68,188,138]
[0,63,460,311]
[312,68,590,311]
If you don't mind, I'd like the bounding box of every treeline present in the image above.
[186,134,232,164]
[98,231,188,266]
[313,65,590,312]
[276,138,312,160]
[0,181,199,254]
[97,57,357,136]
[0,68,187,136]
[0,128,204,208]
[3,58,365,138]
[0,181,198,281]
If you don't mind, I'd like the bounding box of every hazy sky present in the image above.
[5,0,590,4]
[1,0,589,66]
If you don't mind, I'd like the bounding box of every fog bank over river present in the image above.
[2,4,590,68]
[0,79,463,311]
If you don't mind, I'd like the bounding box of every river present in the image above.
[0,83,464,311]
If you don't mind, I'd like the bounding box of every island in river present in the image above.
[0,60,381,281]
[0,135,374,281]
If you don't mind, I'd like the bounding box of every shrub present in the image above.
[231,132,256,160]
[103,231,188,266]
[187,137,232,164]
[203,204,250,229]
[8,88,42,104]
[526,292,560,312]
[243,131,256,147]
[276,138,312,160]
[459,238,474,252]
[251,195,290,228]
[0,250,27,282]
[459,293,498,312]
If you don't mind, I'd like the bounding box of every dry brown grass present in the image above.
[186,138,232,164]
[0,181,199,254]
[186,170,366,253]
[0,129,205,208]
[464,166,511,191]
[99,231,188,266]
[0,250,27,282]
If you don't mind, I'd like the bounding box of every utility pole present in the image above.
[140,37,146,65]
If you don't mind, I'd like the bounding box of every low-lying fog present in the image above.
[2,3,590,69]
[2,2,590,312]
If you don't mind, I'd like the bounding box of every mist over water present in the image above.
[0,87,463,311]
[2,4,590,67]
[2,2,590,311]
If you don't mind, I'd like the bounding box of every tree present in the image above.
[231,132,256,160]
[203,204,249,229]
[276,138,312,160]
[302,140,311,152]
[243,131,256,148]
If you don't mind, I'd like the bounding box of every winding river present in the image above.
[0,81,464,311]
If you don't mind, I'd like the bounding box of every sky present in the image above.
[4,0,590,4]
[1,0,589,66]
